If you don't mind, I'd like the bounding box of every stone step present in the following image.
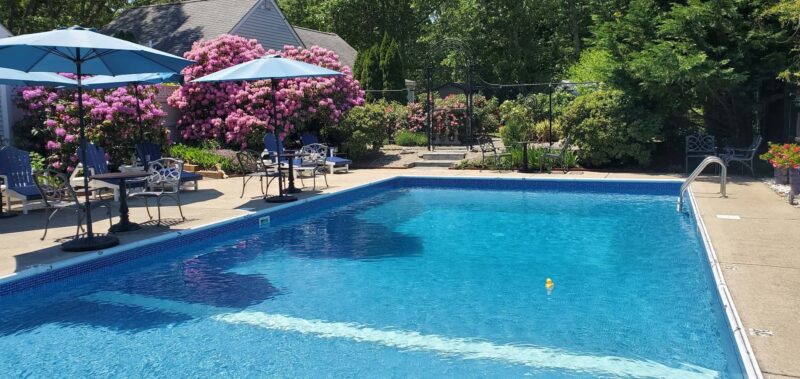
[408,160,459,168]
[421,152,466,161]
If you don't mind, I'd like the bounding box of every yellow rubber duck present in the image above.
[545,278,554,295]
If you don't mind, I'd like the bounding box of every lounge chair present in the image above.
[300,133,351,174]
[128,158,186,226]
[33,168,113,240]
[135,142,202,190]
[0,146,42,214]
[719,135,763,177]
[235,150,280,198]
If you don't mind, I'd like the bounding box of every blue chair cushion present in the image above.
[180,171,202,183]
[9,185,42,200]
[326,157,352,166]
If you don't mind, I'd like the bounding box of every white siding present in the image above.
[231,0,302,51]
[0,25,11,145]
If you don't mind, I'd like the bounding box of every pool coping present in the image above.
[0,174,761,378]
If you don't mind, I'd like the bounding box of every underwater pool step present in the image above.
[82,291,719,379]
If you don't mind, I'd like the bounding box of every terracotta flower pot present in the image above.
[774,167,790,185]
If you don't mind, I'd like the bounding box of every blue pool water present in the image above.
[0,179,745,378]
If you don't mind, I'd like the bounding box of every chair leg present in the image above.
[176,192,185,221]
[143,197,152,220]
[156,197,162,226]
[41,208,56,241]
[22,200,28,215]
[259,177,265,195]
[322,169,329,188]
[240,176,247,198]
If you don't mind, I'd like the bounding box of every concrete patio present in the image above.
[0,168,797,378]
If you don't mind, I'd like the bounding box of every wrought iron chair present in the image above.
[540,137,572,173]
[33,169,113,240]
[295,143,329,190]
[128,158,185,226]
[135,142,202,190]
[235,150,280,198]
[300,133,351,173]
[685,133,717,173]
[719,135,763,177]
[0,146,42,214]
[477,135,511,168]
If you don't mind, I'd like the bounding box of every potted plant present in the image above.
[760,142,800,186]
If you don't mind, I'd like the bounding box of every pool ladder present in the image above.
[677,156,727,212]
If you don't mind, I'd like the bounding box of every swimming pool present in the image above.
[0,177,752,378]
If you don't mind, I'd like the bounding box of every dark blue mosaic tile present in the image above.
[0,176,684,296]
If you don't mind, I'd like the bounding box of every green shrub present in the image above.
[498,100,535,147]
[169,144,236,173]
[394,130,428,146]
[560,89,661,167]
[29,151,46,171]
[339,103,392,160]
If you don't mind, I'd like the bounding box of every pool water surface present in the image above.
[0,179,746,378]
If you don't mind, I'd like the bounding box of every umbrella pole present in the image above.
[265,78,296,203]
[133,85,147,169]
[61,51,119,252]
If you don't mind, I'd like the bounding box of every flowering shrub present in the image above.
[16,81,166,171]
[168,34,364,148]
[760,143,800,169]
[405,94,498,136]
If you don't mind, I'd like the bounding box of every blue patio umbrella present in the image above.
[192,55,343,203]
[0,26,194,251]
[0,67,78,87]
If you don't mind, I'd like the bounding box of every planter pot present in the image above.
[774,168,790,185]
[790,169,800,196]
[183,163,199,172]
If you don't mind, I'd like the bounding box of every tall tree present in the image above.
[361,45,384,100]
[381,39,406,102]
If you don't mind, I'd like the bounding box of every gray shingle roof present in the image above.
[293,26,357,69]
[103,0,259,56]
[103,0,357,69]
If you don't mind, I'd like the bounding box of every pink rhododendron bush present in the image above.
[15,82,166,171]
[168,34,364,148]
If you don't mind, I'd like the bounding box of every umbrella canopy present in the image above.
[80,72,183,89]
[0,67,78,87]
[192,55,342,83]
[0,26,193,75]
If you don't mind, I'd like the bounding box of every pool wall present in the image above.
[0,175,761,378]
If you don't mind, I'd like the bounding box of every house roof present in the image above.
[292,26,357,68]
[0,23,11,38]
[104,0,357,69]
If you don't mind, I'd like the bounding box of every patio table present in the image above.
[92,171,150,233]
[513,141,537,173]
[265,152,307,203]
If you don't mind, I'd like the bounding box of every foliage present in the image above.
[339,102,393,160]
[560,88,661,167]
[454,147,578,171]
[29,151,46,172]
[381,38,406,102]
[15,80,167,171]
[168,35,364,148]
[394,130,427,146]
[760,142,800,169]
[168,144,236,173]
[498,100,534,148]
[361,45,383,100]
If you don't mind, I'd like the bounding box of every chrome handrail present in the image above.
[678,156,727,212]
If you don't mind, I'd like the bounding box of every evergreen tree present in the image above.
[361,45,384,101]
[353,50,366,84]
[381,39,406,103]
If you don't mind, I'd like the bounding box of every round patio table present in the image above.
[92,171,150,233]
[513,141,537,173]
[265,152,307,203]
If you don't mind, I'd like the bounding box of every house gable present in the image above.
[231,0,302,51]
